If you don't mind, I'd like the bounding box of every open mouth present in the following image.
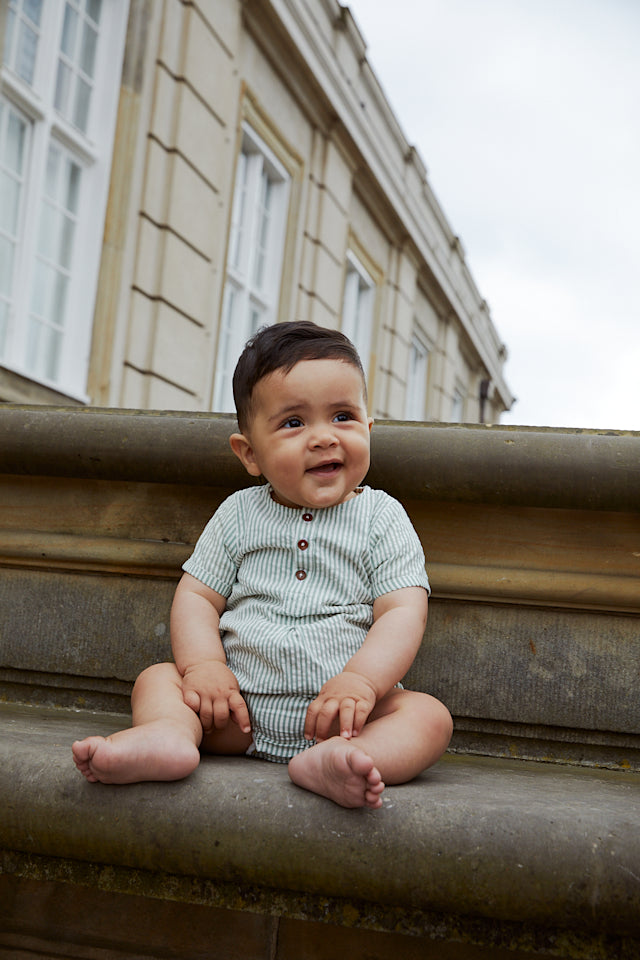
[307,461,342,476]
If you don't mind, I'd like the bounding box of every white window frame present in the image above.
[404,331,430,420]
[0,0,129,399]
[341,251,374,377]
[213,123,291,413]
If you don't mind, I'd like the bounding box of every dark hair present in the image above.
[232,321,366,431]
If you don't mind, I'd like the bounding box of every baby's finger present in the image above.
[183,688,201,714]
[352,698,372,736]
[303,700,319,741]
[304,697,334,742]
[338,697,357,739]
[211,696,230,729]
[197,698,216,733]
[313,698,340,742]
[229,691,252,734]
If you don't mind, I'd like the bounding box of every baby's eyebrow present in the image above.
[268,404,306,424]
[329,400,364,413]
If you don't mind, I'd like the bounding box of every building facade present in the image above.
[0,0,514,423]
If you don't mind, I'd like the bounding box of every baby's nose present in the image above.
[310,424,338,446]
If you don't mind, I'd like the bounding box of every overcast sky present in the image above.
[346,0,639,431]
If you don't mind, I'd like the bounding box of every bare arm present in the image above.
[170,572,250,734]
[170,572,227,669]
[304,586,428,742]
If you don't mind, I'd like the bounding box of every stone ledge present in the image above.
[1,406,639,510]
[2,703,639,940]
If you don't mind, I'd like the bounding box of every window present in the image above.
[0,0,128,397]
[404,333,430,420]
[341,252,374,377]
[451,388,465,423]
[213,124,291,412]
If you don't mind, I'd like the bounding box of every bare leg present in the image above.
[72,662,248,784]
[288,690,452,809]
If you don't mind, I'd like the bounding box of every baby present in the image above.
[73,321,452,808]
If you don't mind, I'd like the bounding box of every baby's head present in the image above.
[232,321,366,433]
[230,322,371,509]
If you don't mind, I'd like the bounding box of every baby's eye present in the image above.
[283,417,303,429]
[333,412,352,423]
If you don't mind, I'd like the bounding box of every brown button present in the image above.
[297,539,309,550]
[302,513,313,521]
[295,570,307,580]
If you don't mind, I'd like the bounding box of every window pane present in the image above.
[0,236,14,293]
[0,301,8,355]
[405,337,429,420]
[26,315,63,381]
[54,60,72,116]
[45,143,60,199]
[0,170,21,233]
[24,0,43,24]
[65,160,81,213]
[38,200,76,268]
[451,390,464,423]
[250,306,263,336]
[342,257,374,374]
[59,213,74,268]
[30,260,68,332]
[253,173,273,289]
[52,270,68,323]
[4,111,27,174]
[73,77,91,132]
[61,3,78,58]
[229,152,248,272]
[80,22,98,78]
[30,258,49,316]
[47,327,62,380]
[213,286,236,410]
[86,0,102,26]
[3,8,16,63]
[16,19,39,83]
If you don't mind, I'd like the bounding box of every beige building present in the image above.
[0,0,514,423]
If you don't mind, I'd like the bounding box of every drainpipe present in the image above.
[479,379,491,424]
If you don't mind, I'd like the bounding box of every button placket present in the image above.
[295,511,312,580]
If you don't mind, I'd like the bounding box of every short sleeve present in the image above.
[182,494,242,597]
[368,494,430,598]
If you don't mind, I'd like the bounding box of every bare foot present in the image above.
[72,720,200,784]
[288,737,385,808]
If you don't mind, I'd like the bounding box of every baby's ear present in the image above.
[229,433,261,477]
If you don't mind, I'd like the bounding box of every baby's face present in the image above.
[237,358,372,510]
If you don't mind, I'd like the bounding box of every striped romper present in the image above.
[182,483,430,763]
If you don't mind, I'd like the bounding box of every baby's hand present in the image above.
[304,670,377,743]
[181,660,251,735]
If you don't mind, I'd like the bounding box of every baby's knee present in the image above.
[406,690,453,742]
[426,693,453,745]
[132,661,180,697]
